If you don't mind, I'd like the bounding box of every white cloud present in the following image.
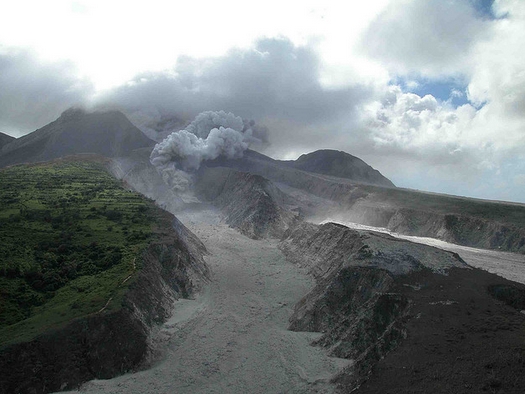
[0,0,524,202]
[364,85,479,162]
[360,0,491,78]
[468,1,525,120]
[0,0,390,90]
[345,0,525,202]
[0,47,92,135]
[450,89,464,98]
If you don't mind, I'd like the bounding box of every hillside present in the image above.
[280,222,525,393]
[207,149,395,188]
[282,149,395,187]
[0,132,14,149]
[0,108,154,168]
[204,149,525,253]
[195,166,300,239]
[317,184,525,253]
[0,157,209,393]
[4,123,522,393]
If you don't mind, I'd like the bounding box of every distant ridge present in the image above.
[0,132,14,149]
[206,149,395,188]
[282,149,394,187]
[0,108,155,168]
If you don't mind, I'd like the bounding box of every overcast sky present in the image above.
[1,0,524,203]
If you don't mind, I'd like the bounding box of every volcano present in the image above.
[0,108,155,168]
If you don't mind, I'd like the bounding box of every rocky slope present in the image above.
[206,149,394,190]
[0,198,209,394]
[0,131,14,149]
[120,146,525,253]
[334,198,525,254]
[110,148,187,214]
[280,222,525,392]
[0,108,154,168]
[282,150,395,187]
[111,151,301,239]
[206,150,525,253]
[194,166,301,239]
[154,133,525,254]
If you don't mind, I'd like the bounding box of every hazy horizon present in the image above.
[1,0,524,203]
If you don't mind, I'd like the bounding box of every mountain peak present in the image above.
[0,109,154,168]
[0,132,15,150]
[59,107,87,121]
[290,149,394,187]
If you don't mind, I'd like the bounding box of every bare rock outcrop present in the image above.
[280,222,525,392]
[195,166,301,239]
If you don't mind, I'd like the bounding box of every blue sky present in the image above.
[472,0,497,19]
[0,0,524,203]
[398,77,470,107]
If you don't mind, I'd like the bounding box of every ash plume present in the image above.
[150,110,254,200]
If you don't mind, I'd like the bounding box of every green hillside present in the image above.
[0,157,156,346]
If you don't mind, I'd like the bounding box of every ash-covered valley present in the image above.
[1,109,525,394]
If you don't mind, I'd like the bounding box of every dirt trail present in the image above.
[62,209,348,394]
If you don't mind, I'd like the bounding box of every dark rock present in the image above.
[195,166,300,239]
[0,131,14,149]
[280,221,525,393]
[284,149,394,187]
[0,108,155,168]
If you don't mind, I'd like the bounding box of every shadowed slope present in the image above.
[0,132,14,149]
[283,149,395,187]
[280,222,525,392]
[0,108,154,168]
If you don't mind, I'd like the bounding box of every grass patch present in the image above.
[0,159,156,346]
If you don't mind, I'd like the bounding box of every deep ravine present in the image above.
[60,209,349,394]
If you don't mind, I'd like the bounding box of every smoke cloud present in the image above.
[150,110,252,200]
[96,37,371,156]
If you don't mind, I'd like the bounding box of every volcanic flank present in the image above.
[0,157,209,393]
[280,222,525,393]
[2,108,525,394]
[0,131,15,149]
[283,149,395,187]
[0,108,155,168]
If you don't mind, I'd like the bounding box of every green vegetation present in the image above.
[0,159,156,346]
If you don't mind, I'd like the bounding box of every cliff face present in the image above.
[195,166,300,239]
[0,132,14,149]
[279,222,467,277]
[206,150,525,254]
[342,202,525,254]
[280,222,525,392]
[0,210,209,394]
